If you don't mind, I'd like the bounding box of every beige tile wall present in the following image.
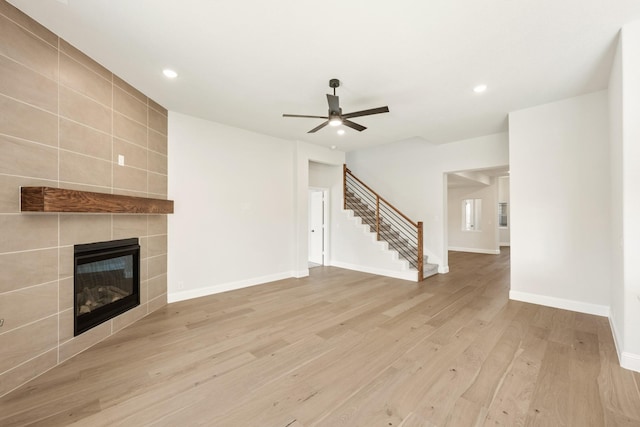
[0,1,168,397]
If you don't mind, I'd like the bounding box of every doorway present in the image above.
[443,166,509,271]
[308,189,326,267]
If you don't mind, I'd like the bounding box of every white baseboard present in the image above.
[620,352,640,373]
[509,290,610,317]
[609,314,640,373]
[438,265,449,274]
[330,260,417,282]
[294,269,309,278]
[168,271,296,303]
[448,247,500,255]
[499,242,510,247]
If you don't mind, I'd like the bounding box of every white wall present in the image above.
[621,22,640,370]
[509,91,611,316]
[167,115,346,301]
[447,182,499,254]
[309,161,340,188]
[346,133,509,272]
[609,22,640,371]
[168,112,297,301]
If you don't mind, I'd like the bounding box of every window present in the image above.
[498,202,508,227]
[462,198,482,231]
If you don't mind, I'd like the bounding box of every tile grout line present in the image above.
[0,312,59,339]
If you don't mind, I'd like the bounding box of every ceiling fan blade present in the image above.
[342,119,367,132]
[308,121,329,133]
[327,94,340,113]
[342,106,389,119]
[283,114,328,119]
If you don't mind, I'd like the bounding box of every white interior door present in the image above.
[308,190,324,264]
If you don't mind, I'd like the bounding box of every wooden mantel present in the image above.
[21,187,174,214]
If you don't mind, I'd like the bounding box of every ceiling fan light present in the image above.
[329,117,342,127]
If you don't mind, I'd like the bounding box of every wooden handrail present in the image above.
[344,167,418,228]
[344,165,425,281]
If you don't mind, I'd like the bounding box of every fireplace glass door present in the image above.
[74,238,140,335]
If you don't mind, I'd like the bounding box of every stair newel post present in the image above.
[417,221,424,281]
[343,164,347,211]
[376,196,380,241]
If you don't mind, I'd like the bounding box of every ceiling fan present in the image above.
[283,79,390,133]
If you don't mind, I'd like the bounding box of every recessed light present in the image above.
[330,145,337,150]
[337,129,345,135]
[473,84,487,93]
[163,69,178,79]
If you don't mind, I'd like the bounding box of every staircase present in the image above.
[343,166,438,281]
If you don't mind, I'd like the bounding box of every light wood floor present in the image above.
[2,249,640,426]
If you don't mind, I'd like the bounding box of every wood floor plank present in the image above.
[406,302,523,425]
[1,248,638,426]
[482,324,549,426]
[460,312,526,407]
[210,328,424,426]
[305,366,405,427]
[524,341,573,426]
[445,397,487,427]
[398,412,438,427]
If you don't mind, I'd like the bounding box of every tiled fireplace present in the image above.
[0,0,169,397]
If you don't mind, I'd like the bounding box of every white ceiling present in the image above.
[8,0,640,152]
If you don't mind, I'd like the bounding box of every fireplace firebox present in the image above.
[74,238,140,336]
